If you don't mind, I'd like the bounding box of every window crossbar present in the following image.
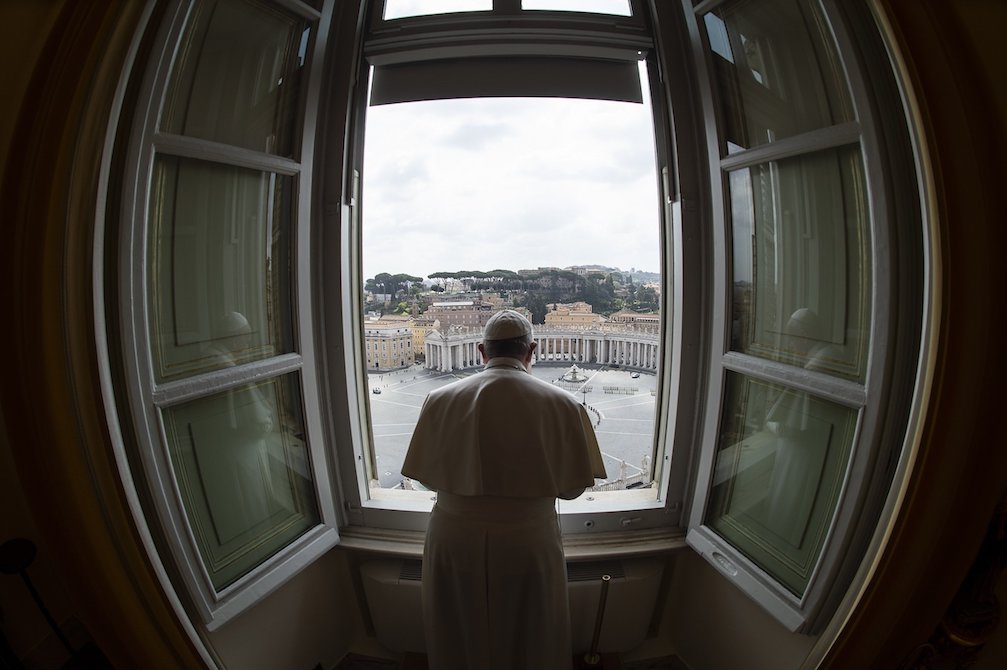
[152,353,303,407]
[718,122,862,172]
[152,133,303,176]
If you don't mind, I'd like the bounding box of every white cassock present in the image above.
[401,357,606,670]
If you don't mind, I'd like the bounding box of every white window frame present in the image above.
[680,0,928,632]
[113,0,341,629]
[102,0,929,634]
[328,0,695,539]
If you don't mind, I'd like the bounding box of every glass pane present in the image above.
[730,146,870,382]
[162,0,311,157]
[703,0,854,153]
[706,372,857,596]
[522,0,632,16]
[163,374,319,591]
[383,0,492,20]
[148,155,295,382]
[361,65,663,496]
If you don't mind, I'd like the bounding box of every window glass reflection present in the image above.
[706,372,857,595]
[161,0,310,157]
[163,374,318,590]
[148,155,294,382]
[730,146,870,382]
[703,0,853,153]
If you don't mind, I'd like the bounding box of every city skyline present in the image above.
[364,263,662,286]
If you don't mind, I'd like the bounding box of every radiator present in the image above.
[359,557,664,654]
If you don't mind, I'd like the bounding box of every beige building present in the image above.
[363,318,415,371]
[480,292,508,309]
[424,299,493,330]
[409,316,437,356]
[609,308,660,326]
[544,302,606,328]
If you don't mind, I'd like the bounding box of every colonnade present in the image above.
[424,337,482,373]
[423,326,661,373]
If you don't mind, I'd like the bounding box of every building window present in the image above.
[358,71,664,503]
[337,0,688,531]
[680,0,923,631]
[109,0,924,633]
[116,0,338,627]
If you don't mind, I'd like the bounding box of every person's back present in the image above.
[405,357,602,498]
[402,310,606,670]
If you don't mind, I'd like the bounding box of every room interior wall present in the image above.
[0,0,83,662]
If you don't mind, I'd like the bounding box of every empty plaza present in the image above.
[366,363,659,489]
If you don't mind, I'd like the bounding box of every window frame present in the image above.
[327,0,694,538]
[103,0,929,635]
[115,0,342,629]
[681,0,926,633]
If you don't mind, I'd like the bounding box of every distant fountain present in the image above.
[561,364,588,383]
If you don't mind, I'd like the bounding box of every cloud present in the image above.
[361,94,662,279]
[441,120,514,150]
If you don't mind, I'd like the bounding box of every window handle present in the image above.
[620,516,643,527]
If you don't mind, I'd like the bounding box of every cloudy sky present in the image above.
[360,76,663,282]
[384,0,631,21]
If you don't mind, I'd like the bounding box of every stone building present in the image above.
[363,318,415,371]
[544,302,607,328]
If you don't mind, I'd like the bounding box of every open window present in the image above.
[330,0,688,534]
[681,0,924,632]
[107,0,926,636]
[115,0,339,627]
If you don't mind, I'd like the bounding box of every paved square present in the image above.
[366,363,658,489]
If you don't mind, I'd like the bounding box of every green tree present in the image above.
[523,294,548,324]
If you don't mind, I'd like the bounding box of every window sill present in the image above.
[336,524,688,560]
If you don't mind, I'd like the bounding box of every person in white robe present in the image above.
[402,309,606,670]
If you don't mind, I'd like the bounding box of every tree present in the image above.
[523,294,548,324]
[634,285,659,312]
[365,272,424,302]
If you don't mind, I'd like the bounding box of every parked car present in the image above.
[372,388,382,394]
